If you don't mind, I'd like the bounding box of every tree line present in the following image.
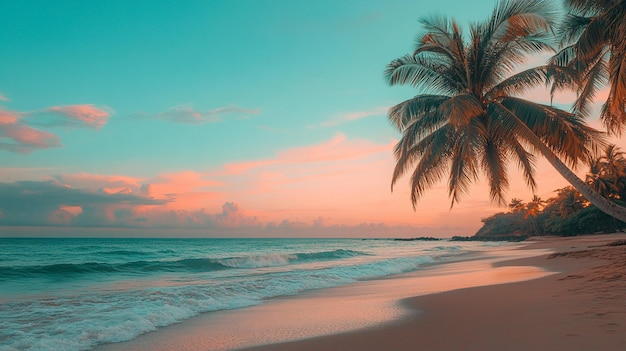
[476,144,626,237]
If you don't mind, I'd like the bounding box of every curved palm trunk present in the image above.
[535,138,626,223]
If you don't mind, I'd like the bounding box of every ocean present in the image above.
[0,237,497,351]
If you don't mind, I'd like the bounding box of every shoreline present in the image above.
[95,240,557,351]
[241,233,626,351]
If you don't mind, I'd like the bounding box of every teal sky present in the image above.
[0,0,587,237]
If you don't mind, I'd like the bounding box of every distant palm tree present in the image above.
[385,0,626,222]
[524,195,545,235]
[508,198,526,213]
[524,195,545,219]
[586,156,615,197]
[558,187,587,217]
[551,0,626,134]
[586,144,626,198]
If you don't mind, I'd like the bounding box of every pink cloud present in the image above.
[224,133,395,174]
[5,124,60,147]
[9,125,613,236]
[51,171,224,214]
[55,172,145,193]
[0,108,61,153]
[44,104,112,129]
[1,102,112,153]
[0,92,8,102]
[0,109,19,125]
[143,171,223,211]
[214,134,431,226]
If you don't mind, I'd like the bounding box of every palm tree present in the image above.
[586,156,615,197]
[524,195,545,235]
[586,144,626,198]
[508,198,526,213]
[557,187,587,217]
[524,195,545,219]
[551,0,626,135]
[385,0,626,222]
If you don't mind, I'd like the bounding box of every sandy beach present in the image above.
[90,234,626,351]
[241,234,626,351]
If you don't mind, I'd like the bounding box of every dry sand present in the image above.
[241,234,626,351]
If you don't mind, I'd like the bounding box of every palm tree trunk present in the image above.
[538,141,626,223]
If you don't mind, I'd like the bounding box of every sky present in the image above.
[1,0,622,238]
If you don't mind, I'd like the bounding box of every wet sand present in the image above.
[241,234,626,351]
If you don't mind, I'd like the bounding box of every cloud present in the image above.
[142,171,223,210]
[0,102,112,153]
[0,178,262,229]
[149,105,260,124]
[0,180,167,226]
[0,92,8,102]
[0,178,470,236]
[0,108,61,153]
[33,104,113,129]
[49,170,224,214]
[54,172,146,194]
[224,132,394,174]
[213,202,260,227]
[316,106,388,128]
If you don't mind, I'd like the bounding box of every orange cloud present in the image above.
[142,171,223,210]
[44,104,112,129]
[55,172,145,193]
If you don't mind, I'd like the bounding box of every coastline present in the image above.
[95,239,558,351]
[241,233,626,351]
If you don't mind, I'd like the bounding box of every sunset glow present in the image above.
[1,0,623,237]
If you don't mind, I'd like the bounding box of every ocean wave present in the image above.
[95,250,152,256]
[428,245,463,251]
[0,253,434,351]
[0,249,369,280]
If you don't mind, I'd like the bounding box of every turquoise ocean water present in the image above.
[0,237,486,351]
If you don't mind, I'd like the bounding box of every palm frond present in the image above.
[392,106,450,158]
[499,97,605,167]
[572,53,608,118]
[391,124,453,191]
[405,128,456,207]
[387,94,449,131]
[507,137,538,191]
[437,93,483,127]
[486,66,548,99]
[601,52,626,134]
[480,137,509,205]
[385,55,461,94]
[558,14,592,47]
[488,0,557,38]
[575,14,610,59]
[564,0,617,16]
[447,124,480,207]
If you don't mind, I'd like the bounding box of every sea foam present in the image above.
[0,238,468,351]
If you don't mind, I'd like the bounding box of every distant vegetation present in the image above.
[474,145,626,238]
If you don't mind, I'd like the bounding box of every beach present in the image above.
[4,235,624,351]
[241,234,626,351]
[87,234,624,351]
